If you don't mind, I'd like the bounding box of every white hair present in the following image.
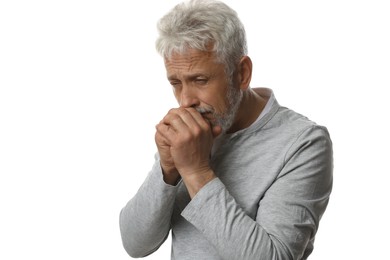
[156,0,248,77]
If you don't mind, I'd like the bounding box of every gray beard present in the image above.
[216,85,242,134]
[195,83,243,134]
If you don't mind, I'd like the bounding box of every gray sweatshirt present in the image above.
[120,88,333,260]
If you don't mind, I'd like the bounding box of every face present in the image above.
[164,48,242,133]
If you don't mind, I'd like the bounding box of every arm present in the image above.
[181,126,333,259]
[119,154,179,258]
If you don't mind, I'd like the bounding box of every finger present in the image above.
[161,111,190,133]
[171,108,211,134]
[155,127,170,145]
[162,108,200,134]
[185,108,221,138]
[185,107,211,129]
[212,125,222,137]
[155,122,176,143]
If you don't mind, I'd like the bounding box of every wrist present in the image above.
[161,165,180,186]
[181,168,216,198]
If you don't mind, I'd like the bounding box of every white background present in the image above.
[1,0,389,259]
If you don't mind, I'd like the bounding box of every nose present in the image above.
[178,86,200,108]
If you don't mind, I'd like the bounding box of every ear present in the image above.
[237,56,252,91]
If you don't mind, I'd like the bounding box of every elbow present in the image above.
[120,234,159,258]
[120,225,149,258]
[119,208,168,258]
[119,225,163,258]
[119,214,146,258]
[119,210,158,258]
[121,240,147,258]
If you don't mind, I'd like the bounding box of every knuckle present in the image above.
[168,108,177,114]
[192,126,202,136]
[177,107,188,117]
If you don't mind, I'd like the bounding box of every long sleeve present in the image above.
[181,125,333,260]
[119,155,179,258]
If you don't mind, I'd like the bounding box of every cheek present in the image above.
[202,92,229,114]
[215,99,229,114]
[213,86,231,113]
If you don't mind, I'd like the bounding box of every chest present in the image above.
[174,137,287,219]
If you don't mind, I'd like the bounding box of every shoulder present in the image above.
[264,105,329,138]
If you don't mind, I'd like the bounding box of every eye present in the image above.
[169,80,182,89]
[194,78,208,86]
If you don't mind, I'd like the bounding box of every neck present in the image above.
[227,88,267,134]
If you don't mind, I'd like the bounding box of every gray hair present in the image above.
[156,0,248,77]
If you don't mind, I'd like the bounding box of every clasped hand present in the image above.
[155,107,222,195]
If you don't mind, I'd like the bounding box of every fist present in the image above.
[155,107,221,177]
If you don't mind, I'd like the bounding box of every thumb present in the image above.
[212,125,222,137]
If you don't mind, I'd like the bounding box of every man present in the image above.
[120,0,333,259]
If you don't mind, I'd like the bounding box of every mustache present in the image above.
[195,107,214,115]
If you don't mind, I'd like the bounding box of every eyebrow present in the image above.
[167,73,209,81]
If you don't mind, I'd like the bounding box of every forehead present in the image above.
[164,48,220,74]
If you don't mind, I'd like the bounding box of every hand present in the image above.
[155,125,180,185]
[155,107,222,195]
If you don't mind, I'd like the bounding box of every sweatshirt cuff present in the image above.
[147,159,181,194]
[181,178,225,227]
